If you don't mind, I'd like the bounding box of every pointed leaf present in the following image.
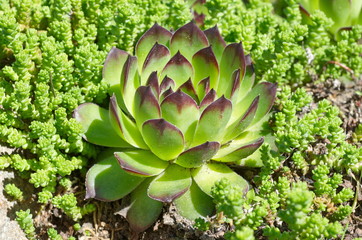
[170,22,209,62]
[204,26,226,63]
[148,164,191,202]
[160,52,193,87]
[199,88,217,112]
[74,103,132,148]
[142,119,185,160]
[121,55,140,115]
[136,23,172,70]
[174,181,214,220]
[160,76,175,93]
[160,90,199,146]
[232,82,277,126]
[114,150,168,177]
[192,162,249,196]
[175,142,220,168]
[237,54,255,100]
[126,178,163,232]
[192,96,232,146]
[160,87,174,102]
[217,43,246,96]
[228,69,241,104]
[192,46,219,89]
[223,96,259,142]
[197,77,210,100]
[213,137,264,162]
[178,79,199,104]
[141,43,170,85]
[146,71,160,99]
[133,86,161,128]
[109,95,148,149]
[85,150,144,201]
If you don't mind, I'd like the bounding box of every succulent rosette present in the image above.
[74,22,277,232]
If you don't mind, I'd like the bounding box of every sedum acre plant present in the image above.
[74,21,277,232]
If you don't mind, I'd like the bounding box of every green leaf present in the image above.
[126,178,163,232]
[217,43,246,97]
[146,71,160,99]
[133,86,161,129]
[192,162,249,196]
[199,89,217,112]
[192,96,232,146]
[204,26,226,63]
[136,23,172,71]
[85,150,144,201]
[114,150,168,177]
[109,95,148,149]
[174,181,214,220]
[175,142,220,168]
[141,43,170,85]
[197,77,210,101]
[213,137,264,163]
[160,52,193,88]
[170,21,209,62]
[192,46,219,90]
[238,54,255,100]
[74,103,132,148]
[148,164,191,202]
[178,79,199,103]
[120,55,140,115]
[160,90,199,146]
[142,119,185,160]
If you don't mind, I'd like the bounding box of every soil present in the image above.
[0,79,361,240]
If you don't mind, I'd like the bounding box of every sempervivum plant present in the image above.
[74,22,277,232]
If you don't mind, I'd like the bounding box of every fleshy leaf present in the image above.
[109,95,148,149]
[232,82,277,126]
[197,77,210,101]
[174,181,214,220]
[146,71,160,99]
[223,96,259,142]
[133,86,161,129]
[120,55,140,115]
[228,69,241,104]
[141,43,170,85]
[74,103,132,148]
[178,79,199,104]
[192,46,219,90]
[175,142,220,168]
[126,178,163,232]
[114,150,168,177]
[85,150,144,201]
[142,119,185,160]
[217,43,246,97]
[192,96,232,146]
[160,76,175,94]
[103,48,129,109]
[136,23,172,70]
[192,162,249,196]
[160,52,193,87]
[170,21,209,62]
[204,25,226,63]
[213,137,264,162]
[148,164,191,202]
[199,88,217,111]
[160,90,199,145]
[238,54,255,100]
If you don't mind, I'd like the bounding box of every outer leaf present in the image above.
[121,55,140,115]
[114,150,168,177]
[192,96,232,146]
[148,164,191,202]
[74,103,132,148]
[175,142,220,168]
[142,119,185,160]
[133,86,161,129]
[238,54,255,100]
[136,23,172,70]
[160,90,199,145]
[141,43,170,85]
[192,46,219,90]
[217,43,246,97]
[213,137,264,162]
[126,178,163,232]
[204,25,226,63]
[170,21,209,62]
[192,162,249,196]
[160,52,193,87]
[85,150,144,201]
[109,95,148,149]
[223,96,259,142]
[174,181,214,220]
[232,82,277,126]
